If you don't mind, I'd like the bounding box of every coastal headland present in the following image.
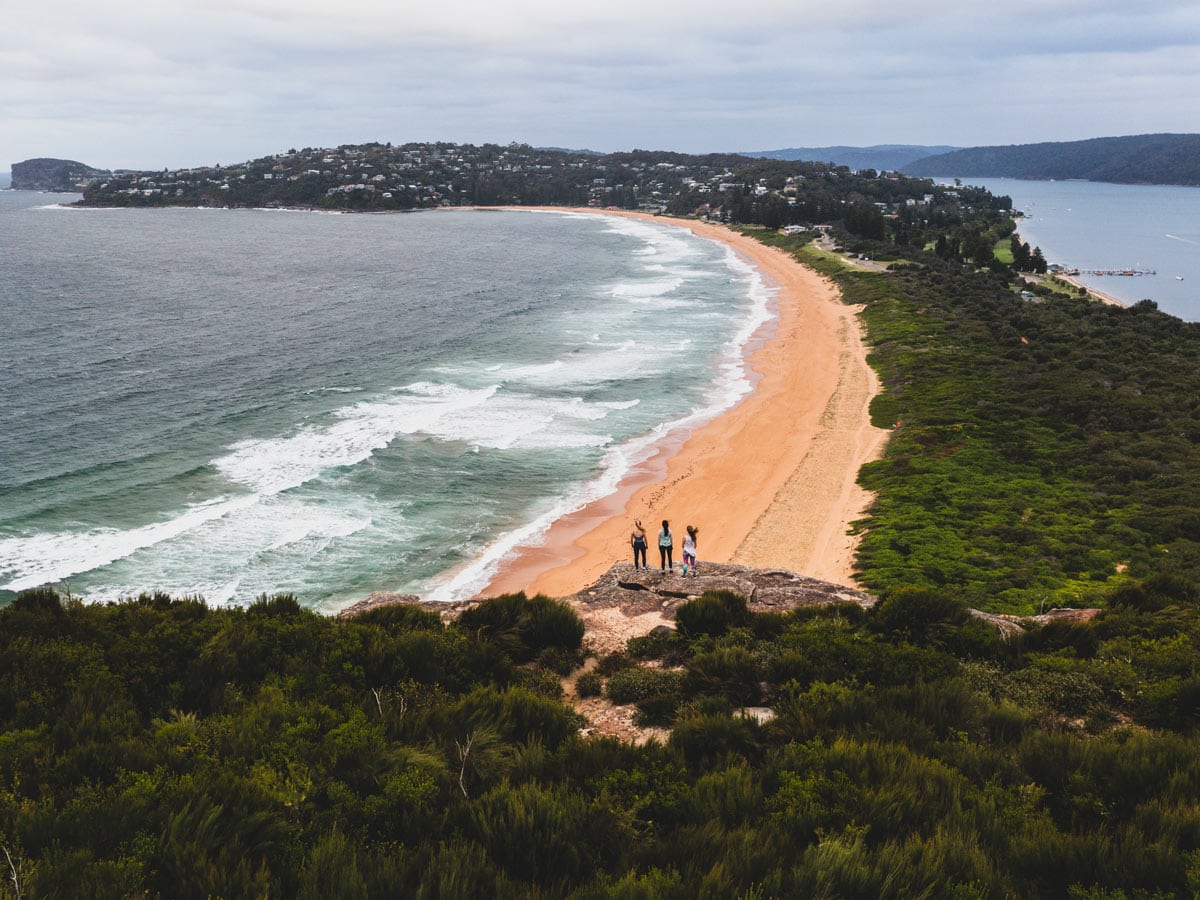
[476,209,890,599]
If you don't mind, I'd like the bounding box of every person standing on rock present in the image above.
[630,519,648,569]
[658,520,674,572]
[682,525,699,576]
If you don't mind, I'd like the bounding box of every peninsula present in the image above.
[11,156,110,192]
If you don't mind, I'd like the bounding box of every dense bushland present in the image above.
[812,254,1200,614]
[3,582,1200,897]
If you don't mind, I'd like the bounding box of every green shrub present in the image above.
[984,701,1033,744]
[10,586,65,614]
[450,685,580,749]
[669,712,762,770]
[523,595,586,653]
[1136,676,1200,732]
[634,694,681,727]
[575,672,602,698]
[750,611,788,641]
[606,667,683,706]
[1020,620,1099,659]
[248,593,303,618]
[870,585,969,646]
[597,652,636,676]
[1142,573,1200,607]
[513,666,564,700]
[684,647,763,707]
[455,593,584,663]
[537,645,585,676]
[416,840,511,900]
[352,603,443,632]
[627,630,686,663]
[674,590,749,638]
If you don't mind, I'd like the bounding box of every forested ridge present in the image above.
[903,133,1200,186]
[5,168,1200,896]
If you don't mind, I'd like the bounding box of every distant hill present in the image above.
[903,134,1200,186]
[11,158,110,192]
[535,146,604,156]
[743,145,959,171]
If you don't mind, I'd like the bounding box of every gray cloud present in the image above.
[3,0,1198,169]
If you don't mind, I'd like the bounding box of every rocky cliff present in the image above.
[11,157,110,192]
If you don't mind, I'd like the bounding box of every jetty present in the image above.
[1061,267,1156,277]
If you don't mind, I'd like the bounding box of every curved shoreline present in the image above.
[477,210,890,599]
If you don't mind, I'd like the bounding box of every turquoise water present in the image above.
[0,194,770,608]
[949,178,1200,321]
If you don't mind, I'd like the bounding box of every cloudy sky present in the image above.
[4,0,1199,170]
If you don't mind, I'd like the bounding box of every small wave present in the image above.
[250,207,344,215]
[503,360,565,380]
[611,276,685,300]
[1,491,377,603]
[215,383,501,492]
[597,399,640,410]
[303,385,363,395]
[0,494,256,592]
[596,216,696,265]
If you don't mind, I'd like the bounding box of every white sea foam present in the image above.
[1,374,638,594]
[0,495,257,593]
[304,385,363,395]
[415,389,614,450]
[611,276,685,301]
[215,383,500,492]
[438,340,668,391]
[44,494,378,606]
[597,216,696,266]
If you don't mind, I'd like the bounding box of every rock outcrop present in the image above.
[336,563,1099,651]
[338,563,878,655]
[564,562,875,614]
[558,563,878,654]
[969,605,1101,639]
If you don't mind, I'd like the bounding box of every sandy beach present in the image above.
[478,209,890,599]
[1056,273,1127,308]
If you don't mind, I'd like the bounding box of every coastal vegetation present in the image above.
[3,580,1199,897]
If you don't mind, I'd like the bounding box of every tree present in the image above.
[1010,235,1032,270]
[1030,246,1048,273]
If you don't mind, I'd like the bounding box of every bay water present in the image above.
[0,194,769,609]
[950,177,1200,321]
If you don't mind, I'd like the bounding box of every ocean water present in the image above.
[947,177,1200,321]
[0,193,770,609]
